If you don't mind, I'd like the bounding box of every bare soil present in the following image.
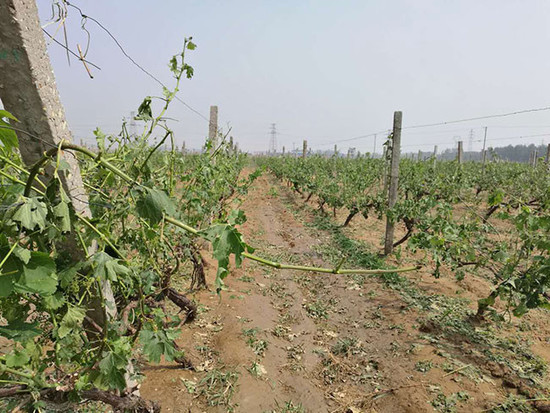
[140,172,550,413]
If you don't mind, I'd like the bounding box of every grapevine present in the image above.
[0,42,414,411]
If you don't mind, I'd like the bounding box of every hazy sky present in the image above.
[36,0,550,154]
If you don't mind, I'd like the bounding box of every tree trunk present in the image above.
[0,386,160,413]
[484,204,500,221]
[392,218,415,248]
[342,208,358,227]
[189,241,207,290]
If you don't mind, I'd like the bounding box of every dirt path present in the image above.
[140,172,547,413]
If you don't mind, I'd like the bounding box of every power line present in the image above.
[312,106,550,150]
[316,130,390,147]
[64,1,211,124]
[485,124,550,129]
[401,132,550,149]
[403,106,550,130]
[486,132,550,142]
[402,140,481,148]
[42,28,101,70]
[404,126,484,136]
[45,5,550,152]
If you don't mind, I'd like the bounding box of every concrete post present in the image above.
[382,145,388,192]
[208,105,218,152]
[0,0,118,347]
[480,126,488,174]
[302,140,307,159]
[532,150,538,168]
[457,141,463,164]
[0,0,92,217]
[384,111,402,255]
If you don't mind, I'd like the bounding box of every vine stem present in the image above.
[0,241,19,273]
[3,164,124,263]
[23,141,421,276]
[0,379,28,386]
[76,213,125,260]
[162,218,419,275]
[0,169,28,186]
[0,154,48,190]
[0,365,37,382]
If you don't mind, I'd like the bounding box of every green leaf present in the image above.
[183,63,194,79]
[139,270,159,295]
[15,252,57,295]
[0,110,19,151]
[200,223,252,293]
[92,251,130,282]
[53,201,71,232]
[12,197,48,231]
[94,128,106,152]
[227,209,246,226]
[93,337,131,391]
[13,246,30,265]
[0,243,17,297]
[140,328,180,363]
[488,189,505,206]
[169,56,178,73]
[0,273,14,297]
[0,110,18,122]
[96,352,127,390]
[0,320,41,342]
[135,187,176,225]
[162,86,174,100]
[513,302,528,317]
[136,97,153,121]
[478,294,496,308]
[43,292,65,310]
[5,349,30,367]
[58,264,81,288]
[0,126,18,151]
[57,306,86,338]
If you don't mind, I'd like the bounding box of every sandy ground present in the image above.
[140,172,550,413]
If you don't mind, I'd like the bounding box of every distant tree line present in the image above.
[270,143,549,163]
[413,143,549,163]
